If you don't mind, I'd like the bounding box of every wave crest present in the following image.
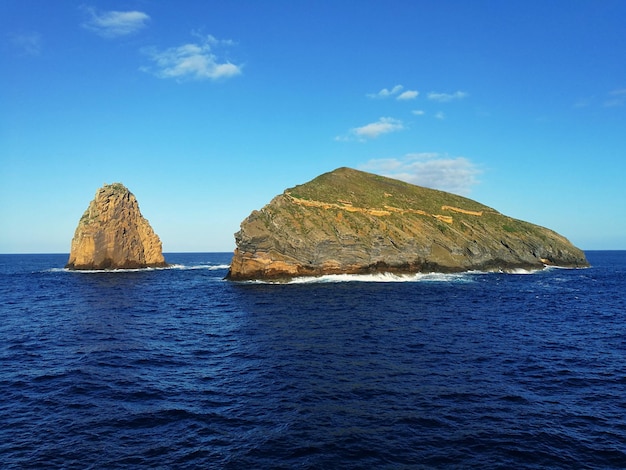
[246,271,477,284]
[54,263,230,274]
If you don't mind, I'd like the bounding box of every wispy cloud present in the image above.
[354,117,404,138]
[573,97,593,109]
[360,152,481,195]
[9,31,42,56]
[574,88,626,109]
[337,117,405,141]
[412,110,425,116]
[604,88,626,107]
[82,7,150,38]
[434,111,446,120]
[367,85,404,99]
[367,85,419,101]
[142,35,242,82]
[397,90,419,100]
[427,91,468,102]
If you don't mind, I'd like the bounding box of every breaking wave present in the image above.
[499,267,542,275]
[169,263,230,271]
[51,263,230,274]
[247,271,479,284]
[48,263,572,278]
[245,266,569,284]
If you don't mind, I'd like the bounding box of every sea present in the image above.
[1,251,625,469]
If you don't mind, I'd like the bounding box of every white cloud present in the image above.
[574,89,626,108]
[82,7,150,38]
[360,152,481,195]
[9,32,42,56]
[573,97,593,109]
[412,110,425,115]
[397,90,419,100]
[339,117,405,141]
[427,90,468,102]
[367,85,403,98]
[604,88,626,107]
[142,35,242,81]
[434,111,446,120]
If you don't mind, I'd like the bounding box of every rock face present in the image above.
[227,167,589,280]
[66,183,167,270]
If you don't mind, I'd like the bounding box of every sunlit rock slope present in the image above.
[66,183,167,270]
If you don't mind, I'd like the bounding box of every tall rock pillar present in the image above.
[66,183,167,270]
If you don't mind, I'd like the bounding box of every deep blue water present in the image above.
[1,251,625,469]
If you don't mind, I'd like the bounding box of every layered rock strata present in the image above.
[227,167,588,280]
[66,183,167,270]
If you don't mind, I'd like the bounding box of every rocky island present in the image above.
[227,167,588,280]
[66,183,167,270]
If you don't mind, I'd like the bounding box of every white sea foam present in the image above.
[169,263,230,271]
[246,271,477,284]
[241,265,577,284]
[57,263,230,274]
[501,268,541,275]
[544,264,588,271]
[500,265,584,275]
[63,266,168,274]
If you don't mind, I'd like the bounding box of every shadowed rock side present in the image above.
[66,183,167,270]
[227,167,589,280]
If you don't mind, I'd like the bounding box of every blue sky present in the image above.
[1,1,625,253]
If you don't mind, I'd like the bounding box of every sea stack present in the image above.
[66,183,167,270]
[227,167,589,280]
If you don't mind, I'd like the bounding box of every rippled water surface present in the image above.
[1,251,626,468]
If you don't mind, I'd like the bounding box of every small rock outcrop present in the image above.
[66,183,167,270]
[227,167,589,280]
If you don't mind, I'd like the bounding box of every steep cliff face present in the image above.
[66,183,167,270]
[227,167,589,280]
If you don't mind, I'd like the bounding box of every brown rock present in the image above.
[66,183,167,270]
[227,168,589,280]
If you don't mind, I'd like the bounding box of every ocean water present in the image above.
[1,251,625,469]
